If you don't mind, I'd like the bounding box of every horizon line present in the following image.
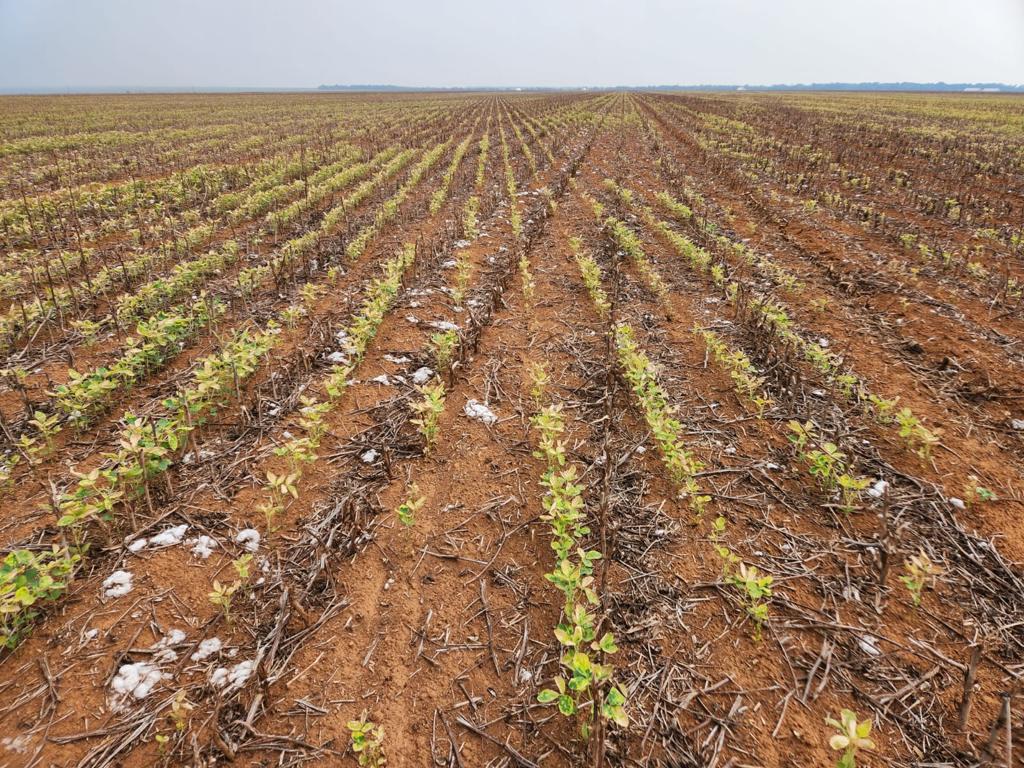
[2,81,1024,96]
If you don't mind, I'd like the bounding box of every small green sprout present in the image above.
[208,580,239,622]
[396,483,424,527]
[899,550,942,606]
[410,380,445,452]
[826,709,875,768]
[729,563,773,641]
[347,712,386,767]
[430,329,458,372]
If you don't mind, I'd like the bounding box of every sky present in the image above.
[1,0,1022,91]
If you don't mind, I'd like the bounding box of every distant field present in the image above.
[0,90,1022,766]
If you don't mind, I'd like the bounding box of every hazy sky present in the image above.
[1,0,1022,90]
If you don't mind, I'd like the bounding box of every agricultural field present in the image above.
[0,90,1022,767]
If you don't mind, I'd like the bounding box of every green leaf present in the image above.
[605,686,626,707]
[557,694,576,716]
[553,627,573,646]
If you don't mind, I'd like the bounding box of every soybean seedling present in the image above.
[72,318,103,345]
[28,411,61,456]
[396,483,424,528]
[208,580,239,623]
[452,256,472,307]
[826,709,875,768]
[347,712,386,767]
[260,470,300,530]
[168,689,193,732]
[208,555,251,622]
[838,474,870,512]
[410,381,445,453]
[714,543,740,578]
[729,563,773,641]
[899,550,942,606]
[232,554,253,580]
[709,515,727,543]
[528,360,548,408]
[965,475,996,504]
[430,329,458,372]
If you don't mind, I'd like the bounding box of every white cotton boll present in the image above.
[327,351,349,364]
[866,479,889,499]
[1011,418,1024,430]
[212,660,255,690]
[103,570,133,598]
[191,637,223,661]
[111,662,166,701]
[429,320,459,332]
[370,374,391,386]
[151,629,186,663]
[184,448,216,464]
[464,399,497,425]
[384,354,411,364]
[127,539,148,553]
[411,367,433,385]
[158,629,187,646]
[235,529,261,553]
[189,535,217,559]
[149,524,189,547]
[361,448,379,463]
[858,635,881,656]
[228,660,255,687]
[1,735,30,754]
[950,497,966,510]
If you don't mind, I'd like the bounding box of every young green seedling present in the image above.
[899,550,942,606]
[729,563,773,641]
[28,410,60,455]
[826,709,875,768]
[430,329,458,372]
[396,483,424,527]
[347,712,386,767]
[208,580,239,623]
[410,380,445,453]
